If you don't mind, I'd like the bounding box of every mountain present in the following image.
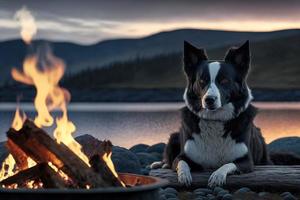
[1,29,300,86]
[63,33,300,90]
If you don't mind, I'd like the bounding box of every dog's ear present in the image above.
[184,41,208,77]
[224,40,250,79]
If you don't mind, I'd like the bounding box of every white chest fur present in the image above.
[184,120,248,169]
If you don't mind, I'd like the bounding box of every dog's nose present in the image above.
[205,96,216,106]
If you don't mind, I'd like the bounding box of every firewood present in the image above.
[89,140,124,187]
[6,119,113,188]
[6,139,28,170]
[0,163,67,188]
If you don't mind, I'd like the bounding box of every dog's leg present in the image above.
[208,153,254,187]
[177,160,192,186]
[208,163,237,187]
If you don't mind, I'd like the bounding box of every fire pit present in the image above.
[0,173,168,200]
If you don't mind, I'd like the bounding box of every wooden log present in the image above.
[6,139,28,170]
[6,119,113,188]
[0,163,67,188]
[150,166,300,192]
[89,140,124,187]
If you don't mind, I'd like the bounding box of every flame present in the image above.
[11,106,26,131]
[102,152,126,187]
[11,50,89,165]
[0,154,16,181]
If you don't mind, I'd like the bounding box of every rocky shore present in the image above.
[0,134,299,199]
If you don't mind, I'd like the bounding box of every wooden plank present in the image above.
[6,119,113,188]
[150,166,300,192]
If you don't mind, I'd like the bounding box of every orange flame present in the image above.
[11,106,26,131]
[102,152,126,187]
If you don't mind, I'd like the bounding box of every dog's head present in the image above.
[183,41,253,121]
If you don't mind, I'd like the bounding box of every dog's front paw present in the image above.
[208,169,227,187]
[177,160,192,186]
[208,163,237,188]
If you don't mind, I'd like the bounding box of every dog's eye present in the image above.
[220,78,229,84]
[199,79,205,84]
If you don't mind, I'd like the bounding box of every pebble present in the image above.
[166,198,179,200]
[164,187,178,194]
[258,192,270,197]
[213,187,223,195]
[194,188,213,194]
[165,192,177,199]
[207,194,216,200]
[234,187,251,194]
[280,192,297,200]
[216,190,229,200]
[194,191,206,197]
[221,194,233,200]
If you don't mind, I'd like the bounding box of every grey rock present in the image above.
[165,192,177,199]
[76,134,142,174]
[216,190,229,199]
[136,152,160,167]
[213,187,224,195]
[164,187,178,194]
[280,192,297,200]
[194,188,213,194]
[234,187,251,194]
[194,191,206,197]
[268,137,300,156]
[146,143,166,154]
[129,144,149,153]
[222,194,233,200]
[258,192,270,197]
[207,194,216,199]
[112,146,142,174]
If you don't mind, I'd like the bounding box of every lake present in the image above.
[0,102,299,148]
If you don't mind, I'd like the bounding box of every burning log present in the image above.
[6,139,28,170]
[6,119,118,188]
[90,141,124,187]
[0,163,67,188]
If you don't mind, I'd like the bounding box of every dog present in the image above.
[151,40,300,187]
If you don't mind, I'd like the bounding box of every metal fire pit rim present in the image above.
[0,173,169,193]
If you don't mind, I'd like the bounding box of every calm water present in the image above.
[0,102,299,148]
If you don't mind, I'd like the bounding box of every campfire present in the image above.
[0,44,126,189]
[0,9,167,198]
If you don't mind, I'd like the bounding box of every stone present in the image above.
[136,152,160,167]
[222,194,233,200]
[164,187,178,194]
[165,192,177,199]
[234,187,251,194]
[280,192,297,200]
[194,188,213,195]
[146,143,166,154]
[129,144,149,153]
[213,187,224,195]
[268,137,300,156]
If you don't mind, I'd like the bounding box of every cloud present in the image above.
[0,0,299,44]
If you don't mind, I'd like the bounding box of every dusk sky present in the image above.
[1,0,300,44]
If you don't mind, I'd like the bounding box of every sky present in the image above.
[0,0,300,44]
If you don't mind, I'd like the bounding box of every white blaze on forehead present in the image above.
[202,62,222,109]
[208,62,221,83]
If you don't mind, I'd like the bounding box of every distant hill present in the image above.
[1,29,300,86]
[64,33,300,90]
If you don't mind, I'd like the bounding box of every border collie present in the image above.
[151,40,300,187]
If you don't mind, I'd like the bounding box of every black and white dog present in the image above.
[151,40,299,187]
